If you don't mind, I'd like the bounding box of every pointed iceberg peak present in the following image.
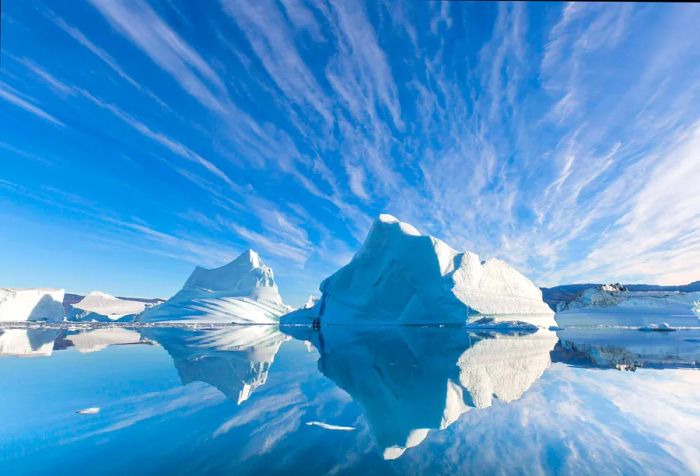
[85,290,116,299]
[373,213,422,237]
[183,249,280,302]
[235,248,262,268]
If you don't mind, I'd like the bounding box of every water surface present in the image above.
[1,323,698,475]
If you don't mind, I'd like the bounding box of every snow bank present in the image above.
[282,214,553,326]
[139,250,289,323]
[0,288,64,322]
[69,291,149,321]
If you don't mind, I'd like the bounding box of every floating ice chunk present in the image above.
[76,407,100,414]
[639,323,676,332]
[305,421,355,431]
[464,317,539,332]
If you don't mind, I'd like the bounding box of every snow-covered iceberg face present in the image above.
[284,214,552,326]
[183,249,283,305]
[139,250,289,323]
[0,288,65,322]
[291,325,557,459]
[142,326,288,405]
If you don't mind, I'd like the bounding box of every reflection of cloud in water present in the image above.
[0,328,61,357]
[143,326,288,404]
[289,326,556,459]
[403,365,700,475]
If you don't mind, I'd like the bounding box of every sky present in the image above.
[1,1,699,306]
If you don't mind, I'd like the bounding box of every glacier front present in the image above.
[282,214,553,326]
[139,250,289,323]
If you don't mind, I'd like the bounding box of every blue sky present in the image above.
[1,1,699,306]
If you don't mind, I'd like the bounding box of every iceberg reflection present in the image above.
[0,328,61,357]
[141,326,288,404]
[285,325,557,459]
[553,327,700,370]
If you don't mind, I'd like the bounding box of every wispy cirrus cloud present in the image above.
[0,81,65,127]
[2,1,700,303]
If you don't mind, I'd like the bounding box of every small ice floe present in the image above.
[305,421,355,431]
[76,407,100,415]
[639,323,676,332]
[465,317,538,332]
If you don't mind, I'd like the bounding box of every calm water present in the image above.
[1,323,699,475]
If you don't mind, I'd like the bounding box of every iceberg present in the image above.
[0,288,65,322]
[283,214,553,326]
[555,283,700,313]
[555,283,700,328]
[139,250,289,323]
[68,291,151,322]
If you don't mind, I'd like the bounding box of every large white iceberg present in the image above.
[0,288,65,322]
[139,249,289,323]
[68,291,151,322]
[283,214,553,326]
